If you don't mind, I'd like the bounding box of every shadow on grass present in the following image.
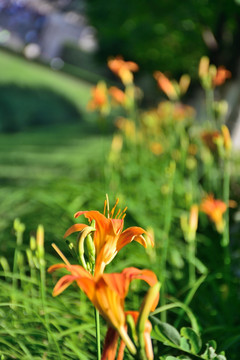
[0,83,82,133]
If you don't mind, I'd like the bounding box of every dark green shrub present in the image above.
[0,84,81,133]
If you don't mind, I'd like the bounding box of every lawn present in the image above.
[0,49,92,112]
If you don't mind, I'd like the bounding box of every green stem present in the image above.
[205,88,215,127]
[222,157,231,277]
[95,308,101,360]
[188,240,196,286]
[159,162,175,322]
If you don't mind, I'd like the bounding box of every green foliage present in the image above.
[0,48,92,113]
[86,0,240,77]
[151,317,226,359]
[0,84,80,133]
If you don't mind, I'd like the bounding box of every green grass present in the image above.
[0,123,112,260]
[0,49,92,112]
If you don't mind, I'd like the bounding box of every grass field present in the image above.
[0,49,92,112]
[0,123,112,258]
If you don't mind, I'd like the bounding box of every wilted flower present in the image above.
[201,130,221,152]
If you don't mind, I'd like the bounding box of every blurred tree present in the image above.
[86,0,240,78]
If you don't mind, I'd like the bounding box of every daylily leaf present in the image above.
[180,336,191,352]
[180,327,202,354]
[150,316,181,347]
[201,341,226,360]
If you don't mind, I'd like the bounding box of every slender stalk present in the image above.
[12,220,25,306]
[188,241,196,286]
[94,308,101,360]
[222,157,231,283]
[205,88,215,127]
[159,162,175,322]
[38,230,63,359]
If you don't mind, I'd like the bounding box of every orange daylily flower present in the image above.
[200,194,227,233]
[48,262,159,356]
[150,142,163,156]
[213,66,231,87]
[198,56,231,88]
[154,72,190,101]
[108,56,139,85]
[87,81,109,113]
[154,71,178,100]
[109,86,126,106]
[102,311,153,360]
[64,198,153,275]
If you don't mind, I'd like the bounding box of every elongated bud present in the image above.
[77,226,96,271]
[137,282,161,334]
[36,225,44,259]
[118,325,137,355]
[126,314,138,344]
[199,56,209,78]
[13,218,25,235]
[30,236,36,251]
[221,125,232,156]
[188,205,199,242]
[85,233,95,265]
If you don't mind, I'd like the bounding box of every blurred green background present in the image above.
[1,1,240,359]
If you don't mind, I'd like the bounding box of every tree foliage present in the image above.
[86,0,240,77]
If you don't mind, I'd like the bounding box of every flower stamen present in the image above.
[52,243,71,266]
[110,198,119,218]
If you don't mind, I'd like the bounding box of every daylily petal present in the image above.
[94,243,117,275]
[63,223,88,238]
[101,327,119,360]
[122,267,159,308]
[74,210,115,256]
[94,276,126,330]
[111,218,124,235]
[66,264,92,278]
[48,263,67,273]
[117,227,151,252]
[76,277,95,301]
[52,275,78,296]
[101,273,127,298]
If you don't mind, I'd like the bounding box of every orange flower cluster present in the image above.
[87,81,109,114]
[108,56,139,85]
[49,197,158,359]
[200,194,227,233]
[198,56,231,88]
[154,72,191,101]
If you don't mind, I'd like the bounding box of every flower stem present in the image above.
[188,240,196,286]
[222,157,231,275]
[95,308,101,360]
[159,162,175,322]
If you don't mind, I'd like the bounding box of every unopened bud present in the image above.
[36,225,44,259]
[137,282,161,334]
